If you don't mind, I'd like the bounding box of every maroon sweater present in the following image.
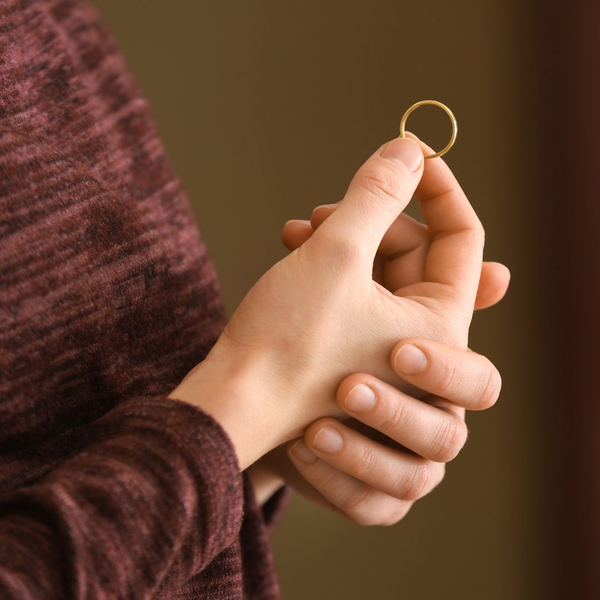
[0,0,291,597]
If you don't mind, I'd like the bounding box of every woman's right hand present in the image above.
[169,134,485,470]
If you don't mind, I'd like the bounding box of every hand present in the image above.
[283,338,501,525]
[249,134,510,510]
[250,296,507,512]
[247,135,509,513]
[170,133,485,470]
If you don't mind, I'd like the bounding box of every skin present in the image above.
[168,131,504,532]
[250,203,509,521]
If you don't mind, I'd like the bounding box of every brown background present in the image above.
[92,1,546,598]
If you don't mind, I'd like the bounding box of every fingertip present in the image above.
[475,262,511,309]
[310,204,338,230]
[486,261,511,282]
[286,436,302,453]
[347,384,377,414]
[380,137,424,172]
[498,263,511,284]
[289,438,318,464]
[391,341,428,377]
[280,235,294,251]
[336,373,373,408]
[281,219,313,250]
[303,417,326,442]
[311,203,339,215]
[303,417,340,446]
[403,131,436,159]
[281,219,311,239]
[283,218,311,228]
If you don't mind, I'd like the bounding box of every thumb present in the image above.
[313,136,424,260]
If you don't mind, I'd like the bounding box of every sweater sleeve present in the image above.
[0,395,244,600]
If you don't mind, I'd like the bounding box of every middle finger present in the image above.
[303,417,446,499]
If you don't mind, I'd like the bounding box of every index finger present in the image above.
[404,132,484,309]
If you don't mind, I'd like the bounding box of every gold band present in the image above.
[399,100,458,159]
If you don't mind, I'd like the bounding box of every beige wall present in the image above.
[93,1,540,598]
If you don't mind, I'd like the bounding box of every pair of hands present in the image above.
[247,199,509,524]
[169,132,507,527]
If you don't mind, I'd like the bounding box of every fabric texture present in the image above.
[0,0,291,597]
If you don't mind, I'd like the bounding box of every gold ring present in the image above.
[399,100,458,159]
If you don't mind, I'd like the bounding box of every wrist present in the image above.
[168,343,285,470]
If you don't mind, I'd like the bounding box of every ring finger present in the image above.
[287,439,414,526]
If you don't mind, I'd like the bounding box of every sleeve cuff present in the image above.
[261,484,293,532]
[96,395,246,545]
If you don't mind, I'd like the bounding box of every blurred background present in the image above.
[92,1,598,598]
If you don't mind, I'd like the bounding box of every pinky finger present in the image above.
[281,219,313,251]
[287,439,413,526]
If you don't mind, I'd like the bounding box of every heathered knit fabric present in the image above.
[0,0,290,597]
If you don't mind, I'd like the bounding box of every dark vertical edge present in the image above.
[525,3,600,598]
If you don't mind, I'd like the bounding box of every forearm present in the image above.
[0,396,245,599]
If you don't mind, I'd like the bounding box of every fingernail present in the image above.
[291,440,317,463]
[312,426,344,454]
[344,384,376,413]
[381,137,423,172]
[394,344,427,375]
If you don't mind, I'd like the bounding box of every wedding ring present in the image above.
[399,100,457,159]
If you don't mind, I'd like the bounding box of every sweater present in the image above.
[0,0,290,597]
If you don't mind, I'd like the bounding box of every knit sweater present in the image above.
[0,0,290,597]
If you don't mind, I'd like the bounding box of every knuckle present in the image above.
[343,487,373,523]
[314,466,344,490]
[457,221,485,252]
[467,215,486,241]
[432,417,468,462]
[357,166,400,205]
[353,445,376,480]
[473,219,486,242]
[477,364,503,409]
[402,462,432,501]
[438,359,460,395]
[325,234,366,267]
[378,395,411,434]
